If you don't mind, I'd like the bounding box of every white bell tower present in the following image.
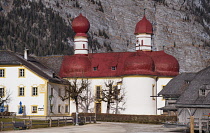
[72,13,90,55]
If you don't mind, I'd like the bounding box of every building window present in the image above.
[93,67,98,71]
[0,87,4,97]
[83,44,85,49]
[51,88,53,96]
[58,105,61,113]
[32,87,38,96]
[141,40,144,45]
[112,85,118,99]
[58,88,61,96]
[199,89,207,96]
[201,89,206,95]
[111,66,116,71]
[32,106,37,113]
[19,87,24,96]
[152,84,155,100]
[19,69,25,77]
[65,105,69,113]
[65,87,67,97]
[96,86,101,99]
[0,69,5,77]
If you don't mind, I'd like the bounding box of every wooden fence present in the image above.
[0,115,96,131]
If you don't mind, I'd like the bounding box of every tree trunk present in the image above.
[75,97,79,113]
[106,101,110,114]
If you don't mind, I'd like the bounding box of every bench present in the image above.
[13,122,27,130]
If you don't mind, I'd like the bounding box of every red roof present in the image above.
[59,51,179,78]
[72,13,90,36]
[134,16,153,34]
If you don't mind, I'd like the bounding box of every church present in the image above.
[0,13,179,116]
[58,13,179,115]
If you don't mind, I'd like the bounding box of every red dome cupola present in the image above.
[72,13,90,37]
[150,51,179,76]
[124,51,155,75]
[134,15,153,35]
[59,55,91,77]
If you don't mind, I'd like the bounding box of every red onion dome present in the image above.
[151,51,179,76]
[134,16,153,34]
[124,51,155,75]
[59,55,91,77]
[72,13,90,36]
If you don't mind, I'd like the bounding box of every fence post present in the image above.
[30,119,32,129]
[199,118,202,133]
[1,121,3,131]
[65,118,67,126]
[207,120,209,133]
[57,118,59,127]
[89,116,91,123]
[84,117,86,124]
[49,119,52,127]
[23,120,26,125]
[190,116,194,133]
[94,116,96,123]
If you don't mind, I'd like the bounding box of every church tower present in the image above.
[72,14,90,54]
[134,14,153,51]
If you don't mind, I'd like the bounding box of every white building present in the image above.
[0,13,179,116]
[0,50,69,116]
[58,13,179,115]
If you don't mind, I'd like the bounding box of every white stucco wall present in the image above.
[156,77,172,115]
[67,76,172,115]
[48,83,70,116]
[122,76,156,115]
[0,65,47,116]
[67,78,122,114]
[0,65,68,116]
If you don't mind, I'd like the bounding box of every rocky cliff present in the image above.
[1,0,210,73]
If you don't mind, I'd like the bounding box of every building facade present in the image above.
[0,50,69,116]
[58,13,179,115]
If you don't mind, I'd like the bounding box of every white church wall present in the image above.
[67,77,122,114]
[122,76,156,115]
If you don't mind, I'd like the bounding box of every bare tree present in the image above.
[0,90,11,108]
[59,78,89,113]
[78,84,95,113]
[99,80,125,114]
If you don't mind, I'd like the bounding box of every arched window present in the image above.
[141,40,144,45]
[83,44,85,49]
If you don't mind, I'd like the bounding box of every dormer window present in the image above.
[93,67,98,71]
[199,84,210,97]
[200,89,206,96]
[111,66,116,71]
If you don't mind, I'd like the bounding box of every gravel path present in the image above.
[2,122,187,133]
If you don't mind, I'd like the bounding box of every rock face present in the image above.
[41,0,210,73]
[2,0,210,73]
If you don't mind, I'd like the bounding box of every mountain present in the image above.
[0,0,210,73]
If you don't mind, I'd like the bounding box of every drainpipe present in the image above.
[155,77,158,115]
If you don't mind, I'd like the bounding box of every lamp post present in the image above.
[49,95,53,114]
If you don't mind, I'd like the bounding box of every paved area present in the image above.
[2,122,187,133]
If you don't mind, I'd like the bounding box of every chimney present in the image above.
[24,48,29,60]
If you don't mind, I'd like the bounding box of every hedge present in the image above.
[73,113,177,124]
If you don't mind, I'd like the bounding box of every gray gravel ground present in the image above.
[2,122,188,133]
